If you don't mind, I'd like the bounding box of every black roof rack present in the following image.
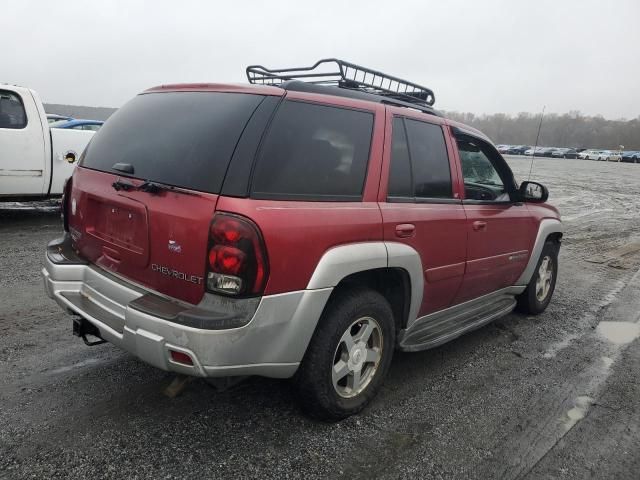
[246,58,436,108]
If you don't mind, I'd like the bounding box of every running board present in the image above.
[398,290,518,352]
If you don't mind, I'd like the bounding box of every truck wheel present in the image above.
[295,288,395,422]
[516,242,559,315]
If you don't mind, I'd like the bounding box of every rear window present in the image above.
[0,90,27,129]
[80,92,265,193]
[251,100,374,201]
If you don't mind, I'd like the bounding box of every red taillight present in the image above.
[61,176,73,232]
[169,350,193,365]
[205,213,269,296]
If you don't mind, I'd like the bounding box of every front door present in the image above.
[380,112,467,318]
[0,89,46,196]
[453,132,536,302]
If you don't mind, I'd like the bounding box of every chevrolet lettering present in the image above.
[151,264,202,285]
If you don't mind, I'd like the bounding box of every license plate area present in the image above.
[85,195,150,267]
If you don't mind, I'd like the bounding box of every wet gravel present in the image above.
[1,158,640,479]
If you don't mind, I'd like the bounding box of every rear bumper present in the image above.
[43,236,332,378]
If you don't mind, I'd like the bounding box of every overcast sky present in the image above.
[3,0,639,118]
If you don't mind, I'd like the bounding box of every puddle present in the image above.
[597,321,640,345]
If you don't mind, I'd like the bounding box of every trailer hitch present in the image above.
[72,317,107,346]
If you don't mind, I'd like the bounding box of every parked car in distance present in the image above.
[551,148,578,159]
[578,149,602,160]
[621,151,640,163]
[47,113,74,124]
[42,59,563,421]
[50,118,104,131]
[524,146,545,156]
[535,147,557,157]
[607,151,622,162]
[497,144,511,154]
[595,150,618,161]
[506,145,531,155]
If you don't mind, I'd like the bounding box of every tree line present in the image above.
[445,111,640,150]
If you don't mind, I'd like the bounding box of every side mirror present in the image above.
[519,181,549,203]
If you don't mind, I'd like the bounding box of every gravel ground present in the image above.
[1,157,640,479]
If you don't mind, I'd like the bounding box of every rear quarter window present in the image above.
[80,92,265,193]
[250,100,374,201]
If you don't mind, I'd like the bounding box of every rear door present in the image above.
[451,130,536,302]
[0,88,46,195]
[218,92,385,296]
[379,110,467,317]
[68,90,274,305]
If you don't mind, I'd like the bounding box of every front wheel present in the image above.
[295,288,395,421]
[516,242,559,314]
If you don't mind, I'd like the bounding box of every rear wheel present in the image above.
[516,242,559,314]
[295,288,395,422]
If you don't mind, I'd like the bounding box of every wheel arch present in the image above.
[306,242,423,331]
[516,218,563,286]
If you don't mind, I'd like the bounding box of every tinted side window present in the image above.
[0,90,27,129]
[251,100,374,200]
[404,119,452,198]
[388,117,412,198]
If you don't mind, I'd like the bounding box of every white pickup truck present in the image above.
[0,84,95,200]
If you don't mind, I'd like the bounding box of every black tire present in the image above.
[516,241,559,315]
[295,287,395,422]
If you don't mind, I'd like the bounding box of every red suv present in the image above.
[43,59,562,421]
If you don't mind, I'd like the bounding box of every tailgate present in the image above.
[69,168,217,304]
[65,90,271,304]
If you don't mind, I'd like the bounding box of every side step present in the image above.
[399,294,517,352]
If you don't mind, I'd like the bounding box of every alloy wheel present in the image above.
[535,255,554,302]
[332,317,383,398]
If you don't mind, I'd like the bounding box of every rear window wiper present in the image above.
[138,180,166,194]
[138,180,198,196]
[112,178,198,196]
[112,179,135,191]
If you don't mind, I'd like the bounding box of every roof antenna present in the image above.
[528,105,545,181]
